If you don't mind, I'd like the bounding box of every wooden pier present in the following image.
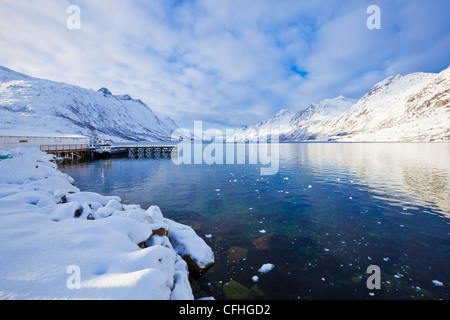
[40,144,90,162]
[0,131,177,162]
[39,143,178,161]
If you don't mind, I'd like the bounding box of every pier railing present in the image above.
[40,144,89,152]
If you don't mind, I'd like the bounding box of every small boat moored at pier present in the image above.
[90,138,113,159]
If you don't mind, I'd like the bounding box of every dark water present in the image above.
[60,143,450,300]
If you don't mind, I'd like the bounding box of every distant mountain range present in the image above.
[0,66,178,142]
[230,66,450,142]
[1,65,449,143]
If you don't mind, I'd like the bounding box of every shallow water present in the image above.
[60,143,450,300]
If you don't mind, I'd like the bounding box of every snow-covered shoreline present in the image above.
[0,147,214,300]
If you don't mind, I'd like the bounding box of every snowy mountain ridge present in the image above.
[0,66,178,142]
[230,66,450,142]
[231,95,357,142]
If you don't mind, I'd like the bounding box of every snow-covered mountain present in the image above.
[231,96,356,142]
[230,66,450,142]
[0,66,178,142]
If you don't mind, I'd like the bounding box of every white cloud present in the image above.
[0,0,449,129]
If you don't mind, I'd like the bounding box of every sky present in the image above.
[0,0,449,130]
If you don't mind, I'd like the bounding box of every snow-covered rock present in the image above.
[164,218,215,273]
[0,66,178,142]
[147,205,165,222]
[0,147,212,300]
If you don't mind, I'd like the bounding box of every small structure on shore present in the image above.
[0,130,90,161]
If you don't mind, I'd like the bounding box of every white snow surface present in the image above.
[258,263,275,274]
[0,66,178,142]
[230,66,450,142]
[0,147,214,300]
[164,218,215,271]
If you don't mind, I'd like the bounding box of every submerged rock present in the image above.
[227,247,248,262]
[222,280,253,300]
[250,285,265,298]
[252,233,275,250]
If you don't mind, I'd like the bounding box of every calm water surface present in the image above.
[60,143,450,300]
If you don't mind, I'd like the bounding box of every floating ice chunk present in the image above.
[258,263,274,274]
[252,276,259,282]
[259,230,267,234]
[432,280,444,287]
[308,185,312,189]
[383,257,390,262]
[205,234,212,239]
[215,189,220,192]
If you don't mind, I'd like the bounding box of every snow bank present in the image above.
[0,147,213,300]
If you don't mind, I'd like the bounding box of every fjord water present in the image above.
[60,143,450,300]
